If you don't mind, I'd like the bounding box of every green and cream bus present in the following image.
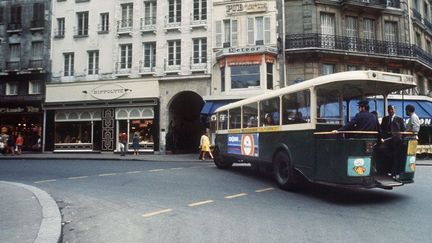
[213,70,418,190]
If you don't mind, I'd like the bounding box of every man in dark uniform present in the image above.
[379,105,405,176]
[338,100,379,132]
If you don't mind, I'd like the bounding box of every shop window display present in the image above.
[129,119,154,150]
[55,122,91,143]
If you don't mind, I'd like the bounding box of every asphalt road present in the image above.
[0,159,431,243]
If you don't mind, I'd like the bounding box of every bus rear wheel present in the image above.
[273,151,297,191]
[214,147,233,169]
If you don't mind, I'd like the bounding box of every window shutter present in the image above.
[264,17,271,44]
[215,20,222,47]
[248,17,254,45]
[232,19,238,47]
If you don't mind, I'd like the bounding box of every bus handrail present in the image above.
[313,131,417,135]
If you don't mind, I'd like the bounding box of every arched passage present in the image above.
[166,91,205,153]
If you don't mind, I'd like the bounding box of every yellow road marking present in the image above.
[68,176,88,180]
[126,171,142,174]
[188,200,214,207]
[149,169,164,172]
[225,193,248,199]
[142,208,173,218]
[34,179,57,184]
[255,187,275,193]
[98,173,116,177]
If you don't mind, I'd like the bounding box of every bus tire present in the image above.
[273,151,297,191]
[214,147,233,169]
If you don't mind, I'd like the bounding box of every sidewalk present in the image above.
[0,181,61,243]
[0,151,203,162]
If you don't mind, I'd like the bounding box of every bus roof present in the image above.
[215,70,416,112]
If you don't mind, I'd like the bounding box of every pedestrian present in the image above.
[0,127,9,155]
[405,104,420,133]
[199,131,213,160]
[7,131,15,156]
[119,131,128,156]
[337,100,380,132]
[15,133,24,155]
[132,132,140,156]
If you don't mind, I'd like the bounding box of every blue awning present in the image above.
[200,101,230,116]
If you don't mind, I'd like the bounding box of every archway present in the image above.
[167,91,205,153]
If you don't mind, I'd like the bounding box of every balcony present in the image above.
[140,17,156,33]
[190,58,207,72]
[190,14,207,29]
[29,59,45,70]
[117,20,133,35]
[5,61,20,71]
[97,24,109,34]
[30,19,45,30]
[164,59,181,73]
[115,62,132,76]
[285,33,432,68]
[139,61,155,74]
[73,27,88,38]
[164,16,181,32]
[341,0,388,11]
[7,23,22,33]
[54,29,65,38]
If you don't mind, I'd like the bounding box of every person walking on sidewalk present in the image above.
[119,131,128,156]
[15,133,24,155]
[199,131,213,161]
[132,132,140,156]
[7,131,15,156]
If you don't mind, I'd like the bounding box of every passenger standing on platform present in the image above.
[405,104,420,133]
[338,100,379,132]
[132,132,140,156]
[15,133,24,155]
[381,105,405,140]
[119,131,128,156]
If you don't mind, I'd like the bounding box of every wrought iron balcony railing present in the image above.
[140,17,156,32]
[7,22,22,31]
[285,33,432,68]
[6,61,20,71]
[139,61,155,74]
[117,20,133,33]
[29,59,45,69]
[31,19,45,29]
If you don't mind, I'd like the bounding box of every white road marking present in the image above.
[225,193,248,199]
[255,187,275,193]
[68,176,88,180]
[149,169,164,172]
[34,179,57,184]
[126,171,142,174]
[188,200,214,207]
[98,173,116,177]
[142,208,173,218]
[169,167,184,170]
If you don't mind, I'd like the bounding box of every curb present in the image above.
[0,181,61,243]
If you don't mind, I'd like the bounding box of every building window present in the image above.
[247,16,270,45]
[144,1,156,25]
[347,65,357,71]
[231,65,260,89]
[29,80,41,95]
[88,50,99,75]
[31,42,43,59]
[345,16,358,50]
[322,64,335,75]
[320,13,335,47]
[32,3,44,27]
[120,44,132,69]
[56,18,65,37]
[168,40,181,65]
[143,42,156,68]
[193,0,206,21]
[168,0,181,23]
[215,19,238,48]
[76,11,89,36]
[9,44,20,60]
[0,7,4,24]
[221,67,225,92]
[363,18,375,39]
[64,53,74,76]
[6,82,18,95]
[121,3,133,28]
[266,63,273,90]
[193,38,207,64]
[427,40,431,53]
[100,13,109,32]
[384,21,398,55]
[415,32,422,47]
[10,5,21,25]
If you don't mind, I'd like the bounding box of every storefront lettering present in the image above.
[0,106,40,113]
[226,2,267,14]
[90,84,128,100]
[228,46,264,54]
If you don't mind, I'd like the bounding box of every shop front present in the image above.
[44,79,159,153]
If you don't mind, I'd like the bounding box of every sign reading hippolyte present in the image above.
[90,84,129,100]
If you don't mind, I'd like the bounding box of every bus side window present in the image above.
[218,112,228,130]
[282,90,311,125]
[229,108,242,129]
[243,102,258,128]
[260,97,280,126]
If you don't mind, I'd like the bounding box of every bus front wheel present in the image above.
[214,147,233,169]
[273,151,297,191]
